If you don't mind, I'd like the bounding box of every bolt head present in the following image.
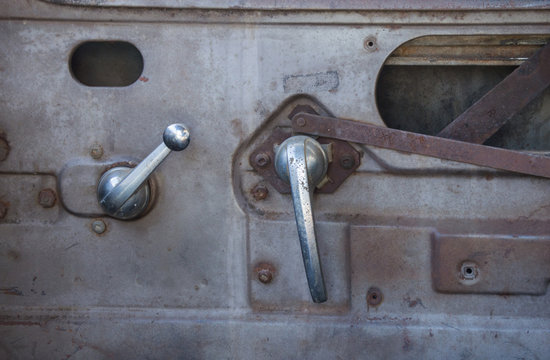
[163,124,190,151]
[258,269,273,284]
[38,189,57,208]
[91,220,106,234]
[254,153,271,168]
[90,144,104,159]
[340,154,356,169]
[255,263,275,284]
[251,184,269,201]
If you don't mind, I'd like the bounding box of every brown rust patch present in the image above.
[0,136,9,162]
[0,287,23,296]
[230,118,245,139]
[6,249,20,261]
[403,296,425,308]
[0,201,8,219]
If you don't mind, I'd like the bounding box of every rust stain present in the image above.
[403,296,425,308]
[0,320,41,326]
[230,118,245,138]
[6,249,20,261]
[139,76,149,82]
[0,201,9,219]
[0,287,23,296]
[366,287,383,307]
[402,331,412,351]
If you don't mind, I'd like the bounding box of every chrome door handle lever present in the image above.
[274,135,329,303]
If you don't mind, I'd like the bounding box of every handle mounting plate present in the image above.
[249,105,361,194]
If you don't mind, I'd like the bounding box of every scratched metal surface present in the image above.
[1,1,550,359]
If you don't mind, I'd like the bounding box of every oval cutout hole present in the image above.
[70,41,144,87]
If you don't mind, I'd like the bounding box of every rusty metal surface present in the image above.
[249,127,293,194]
[249,105,360,194]
[2,1,550,358]
[385,35,550,66]
[248,220,350,313]
[432,234,550,294]
[350,226,550,319]
[293,113,550,179]
[437,42,550,143]
[0,175,59,224]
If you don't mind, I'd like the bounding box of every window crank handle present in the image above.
[97,124,190,220]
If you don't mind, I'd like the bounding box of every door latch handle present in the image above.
[274,135,329,303]
[97,124,190,220]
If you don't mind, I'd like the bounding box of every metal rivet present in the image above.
[255,263,275,284]
[296,117,306,127]
[38,188,57,208]
[367,287,383,306]
[91,220,106,234]
[251,183,269,201]
[254,152,271,168]
[90,144,104,159]
[340,154,356,169]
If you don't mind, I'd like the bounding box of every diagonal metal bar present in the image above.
[437,42,550,144]
[292,113,550,179]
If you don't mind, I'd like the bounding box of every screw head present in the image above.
[91,220,106,234]
[366,287,383,306]
[296,117,306,127]
[38,188,57,208]
[254,152,271,168]
[251,184,269,201]
[90,144,104,159]
[163,124,190,151]
[255,263,275,284]
[340,154,356,169]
